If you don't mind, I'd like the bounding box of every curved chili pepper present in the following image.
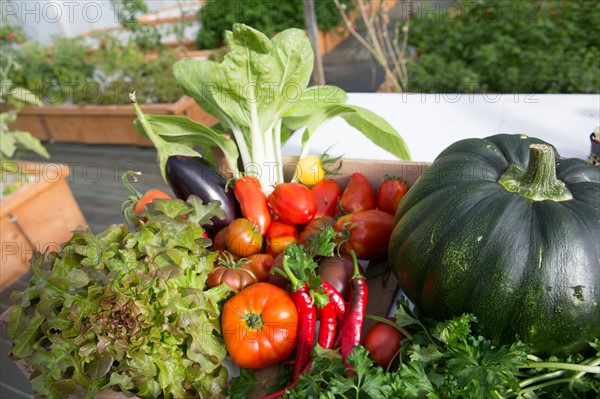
[283,256,316,381]
[320,280,346,349]
[321,280,345,319]
[340,251,368,363]
[317,301,337,349]
[232,175,271,235]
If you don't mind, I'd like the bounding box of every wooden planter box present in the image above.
[3,96,217,146]
[1,163,87,290]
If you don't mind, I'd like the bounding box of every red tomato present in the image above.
[268,253,289,289]
[377,177,408,216]
[363,317,404,369]
[233,176,271,235]
[207,252,274,291]
[311,179,342,218]
[213,227,229,251]
[222,282,299,369]
[267,183,317,225]
[206,254,259,291]
[265,220,299,257]
[299,216,336,247]
[245,253,274,282]
[339,173,376,213]
[225,218,264,257]
[133,189,171,214]
[334,209,394,260]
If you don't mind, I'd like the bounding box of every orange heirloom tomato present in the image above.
[222,282,299,369]
[265,220,299,257]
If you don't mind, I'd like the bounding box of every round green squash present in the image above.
[389,134,600,355]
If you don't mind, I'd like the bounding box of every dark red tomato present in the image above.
[233,176,271,235]
[311,179,342,218]
[213,227,229,251]
[245,253,274,282]
[339,173,376,213]
[377,177,408,216]
[318,254,362,301]
[225,218,264,257]
[268,253,289,289]
[133,189,171,214]
[334,209,394,260]
[299,216,336,247]
[363,317,404,369]
[206,254,259,291]
[267,183,317,225]
[265,220,299,257]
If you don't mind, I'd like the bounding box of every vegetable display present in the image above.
[7,197,235,399]
[389,134,600,355]
[7,18,598,399]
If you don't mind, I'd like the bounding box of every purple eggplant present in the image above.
[165,155,240,236]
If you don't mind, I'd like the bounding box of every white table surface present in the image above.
[282,93,600,162]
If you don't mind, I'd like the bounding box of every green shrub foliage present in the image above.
[196,0,352,49]
[407,0,600,93]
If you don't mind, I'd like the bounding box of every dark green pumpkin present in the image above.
[389,134,600,355]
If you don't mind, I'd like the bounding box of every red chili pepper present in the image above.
[321,280,346,319]
[340,251,368,363]
[232,175,271,235]
[283,256,316,381]
[321,280,346,348]
[317,301,337,349]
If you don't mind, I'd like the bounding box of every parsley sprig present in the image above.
[272,299,600,399]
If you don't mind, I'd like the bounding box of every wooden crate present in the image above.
[1,163,87,290]
[3,96,217,146]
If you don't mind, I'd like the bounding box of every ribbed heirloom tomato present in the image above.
[267,183,317,225]
[222,282,299,369]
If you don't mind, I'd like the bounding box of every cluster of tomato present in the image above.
[204,171,409,294]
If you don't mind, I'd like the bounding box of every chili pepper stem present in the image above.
[350,250,364,279]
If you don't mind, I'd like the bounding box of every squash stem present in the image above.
[498,144,572,201]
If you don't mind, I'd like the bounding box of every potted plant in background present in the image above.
[0,58,86,290]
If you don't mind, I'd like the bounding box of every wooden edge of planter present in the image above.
[2,96,218,146]
[1,162,87,291]
[1,162,70,214]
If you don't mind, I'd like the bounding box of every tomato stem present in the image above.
[241,303,264,330]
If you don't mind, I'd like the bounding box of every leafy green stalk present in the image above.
[147,23,411,194]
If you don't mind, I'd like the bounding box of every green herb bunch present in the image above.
[8,197,235,399]
[230,300,600,398]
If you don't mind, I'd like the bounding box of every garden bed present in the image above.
[2,96,217,146]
